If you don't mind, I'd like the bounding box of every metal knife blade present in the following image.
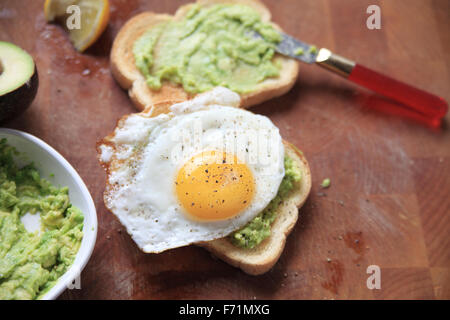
[250,30,355,76]
[273,32,319,64]
[249,30,318,64]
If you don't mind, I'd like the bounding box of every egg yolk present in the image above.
[175,151,255,221]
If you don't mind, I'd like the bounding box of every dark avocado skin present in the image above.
[0,66,38,122]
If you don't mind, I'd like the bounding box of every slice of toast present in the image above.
[98,95,312,275]
[198,141,311,275]
[110,0,300,111]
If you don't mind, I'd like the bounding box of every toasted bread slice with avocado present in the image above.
[198,142,311,275]
[110,0,300,111]
[98,95,311,276]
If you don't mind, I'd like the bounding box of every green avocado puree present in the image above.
[230,156,301,249]
[0,139,84,300]
[133,3,282,94]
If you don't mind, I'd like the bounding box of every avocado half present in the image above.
[0,41,38,122]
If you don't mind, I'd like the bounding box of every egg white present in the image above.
[99,87,285,253]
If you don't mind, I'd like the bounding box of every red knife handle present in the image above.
[348,64,448,119]
[315,49,448,119]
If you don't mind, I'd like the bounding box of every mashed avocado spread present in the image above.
[0,139,84,300]
[230,156,301,249]
[133,3,282,94]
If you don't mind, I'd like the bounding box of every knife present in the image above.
[254,31,448,124]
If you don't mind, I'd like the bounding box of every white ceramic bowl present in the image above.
[0,128,97,300]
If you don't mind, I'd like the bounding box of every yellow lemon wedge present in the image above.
[44,0,110,52]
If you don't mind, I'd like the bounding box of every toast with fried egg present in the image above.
[97,88,311,275]
[110,0,300,111]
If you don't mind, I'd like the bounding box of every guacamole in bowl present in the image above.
[0,129,97,300]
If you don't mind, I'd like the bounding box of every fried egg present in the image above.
[98,87,284,252]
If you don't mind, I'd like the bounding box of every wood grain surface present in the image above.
[1,0,449,300]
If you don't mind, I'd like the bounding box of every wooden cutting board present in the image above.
[1,0,449,300]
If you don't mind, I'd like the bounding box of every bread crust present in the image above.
[110,0,300,111]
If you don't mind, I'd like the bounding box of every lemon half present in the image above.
[44,0,110,52]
